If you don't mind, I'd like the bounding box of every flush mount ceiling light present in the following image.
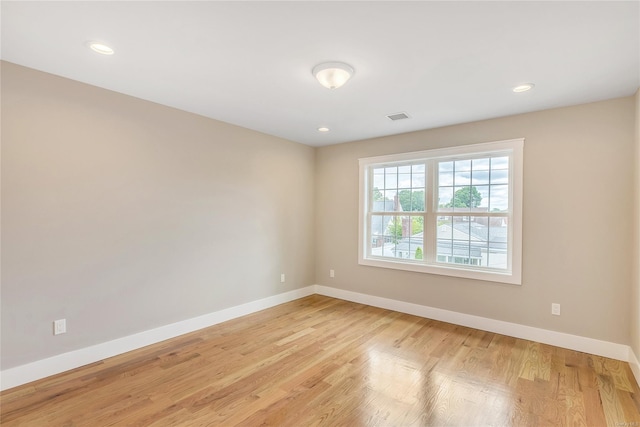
[512,83,534,93]
[312,62,354,89]
[317,127,330,132]
[87,41,114,55]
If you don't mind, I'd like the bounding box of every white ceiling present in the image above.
[2,1,639,147]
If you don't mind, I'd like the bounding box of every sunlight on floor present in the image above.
[364,347,514,425]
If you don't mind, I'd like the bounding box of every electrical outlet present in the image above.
[280,273,285,283]
[551,303,561,316]
[330,269,335,278]
[54,319,66,335]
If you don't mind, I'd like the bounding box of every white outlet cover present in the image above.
[54,319,66,335]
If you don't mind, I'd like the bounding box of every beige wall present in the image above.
[633,90,640,358]
[1,62,316,369]
[316,97,636,345]
[2,59,637,372]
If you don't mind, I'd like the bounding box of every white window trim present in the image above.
[358,138,523,285]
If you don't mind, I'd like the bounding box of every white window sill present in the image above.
[359,257,521,285]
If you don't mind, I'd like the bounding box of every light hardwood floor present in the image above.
[1,295,639,426]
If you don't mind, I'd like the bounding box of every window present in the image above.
[359,139,523,285]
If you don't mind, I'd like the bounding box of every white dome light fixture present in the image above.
[312,62,354,89]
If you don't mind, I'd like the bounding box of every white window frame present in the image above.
[358,138,523,285]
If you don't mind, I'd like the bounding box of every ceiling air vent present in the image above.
[386,112,410,121]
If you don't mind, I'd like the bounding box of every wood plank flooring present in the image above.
[1,295,639,426]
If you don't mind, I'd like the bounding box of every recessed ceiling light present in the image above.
[87,41,114,55]
[512,83,534,93]
[317,127,330,132]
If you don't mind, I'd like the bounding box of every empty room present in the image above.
[1,1,639,426]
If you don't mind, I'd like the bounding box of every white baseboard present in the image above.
[314,285,632,364]
[3,284,637,391]
[0,286,315,391]
[630,347,640,388]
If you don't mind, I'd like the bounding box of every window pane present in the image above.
[454,170,471,186]
[394,215,417,259]
[437,239,453,262]
[437,187,453,211]
[453,241,471,264]
[373,173,384,189]
[373,167,388,211]
[395,190,409,211]
[439,161,453,172]
[491,157,509,170]
[385,170,397,189]
[490,169,509,184]
[410,239,424,260]
[468,216,488,241]
[472,158,490,170]
[412,171,425,187]
[471,241,488,267]
[381,215,397,257]
[487,241,508,269]
[370,214,385,250]
[489,218,508,242]
[398,173,412,189]
[472,217,491,268]
[471,170,490,185]
[372,196,393,212]
[382,243,395,257]
[439,162,454,186]
[452,240,472,264]
[452,216,470,240]
[455,159,471,171]
[384,190,398,207]
[398,165,411,174]
[475,185,490,210]
[437,216,452,239]
[385,166,398,174]
[452,186,472,211]
[489,185,509,212]
[487,218,508,268]
[410,189,425,211]
[410,215,424,237]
